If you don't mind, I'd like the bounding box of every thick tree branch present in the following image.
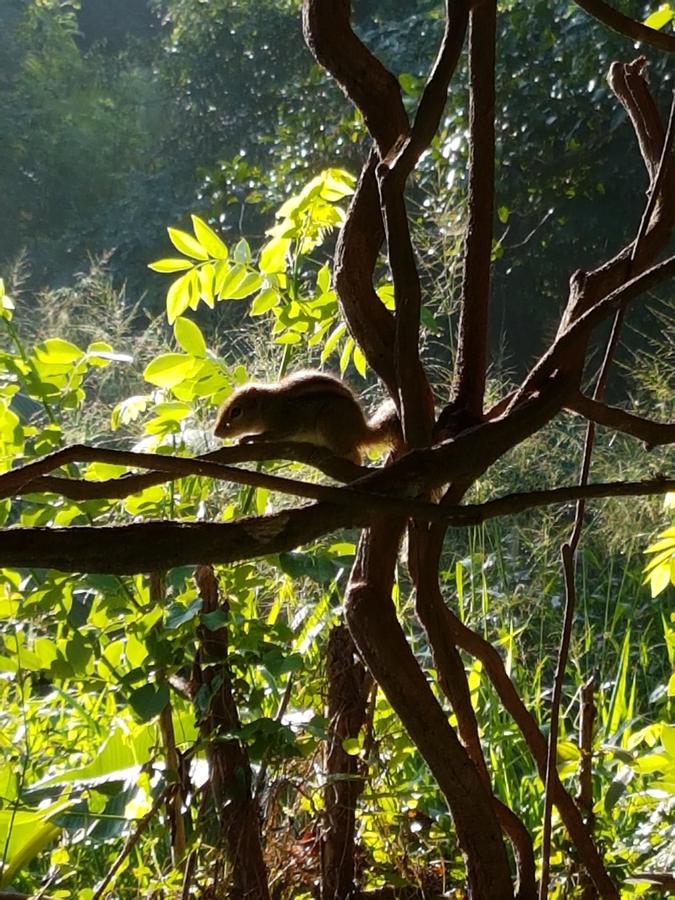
[441,605,619,898]
[449,0,497,423]
[572,0,675,54]
[0,444,384,511]
[376,169,434,446]
[345,522,514,897]
[557,61,675,342]
[302,0,408,155]
[333,157,398,395]
[566,394,675,447]
[1,476,672,573]
[412,524,536,899]
[608,59,666,181]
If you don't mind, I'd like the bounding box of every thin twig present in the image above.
[538,88,675,900]
[91,785,171,900]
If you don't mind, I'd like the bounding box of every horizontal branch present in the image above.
[452,477,675,525]
[573,0,675,54]
[1,476,672,573]
[7,442,365,500]
[567,394,675,447]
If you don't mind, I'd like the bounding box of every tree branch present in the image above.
[511,252,675,407]
[448,0,497,423]
[3,442,366,500]
[1,476,672,573]
[566,394,675,447]
[345,521,514,896]
[333,156,399,395]
[572,0,675,54]
[302,0,408,155]
[396,0,471,174]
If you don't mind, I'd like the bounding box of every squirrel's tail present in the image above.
[363,401,402,451]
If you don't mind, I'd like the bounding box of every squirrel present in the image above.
[214,370,401,465]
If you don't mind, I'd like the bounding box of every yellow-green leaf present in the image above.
[167,227,209,261]
[259,236,290,275]
[250,288,280,316]
[316,264,331,294]
[198,263,215,307]
[353,344,367,378]
[166,272,193,324]
[191,215,229,259]
[174,317,207,357]
[111,395,150,429]
[223,270,261,300]
[340,336,354,374]
[650,562,672,598]
[144,353,196,388]
[644,4,674,30]
[321,323,346,362]
[34,338,84,365]
[148,258,194,273]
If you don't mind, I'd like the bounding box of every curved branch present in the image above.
[333,155,398,395]
[396,0,471,174]
[302,0,408,154]
[512,252,675,405]
[566,394,675,447]
[572,0,675,54]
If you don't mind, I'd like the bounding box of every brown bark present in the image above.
[344,522,514,898]
[193,566,270,899]
[322,625,372,899]
[450,0,497,423]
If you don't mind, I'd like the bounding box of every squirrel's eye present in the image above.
[229,405,242,420]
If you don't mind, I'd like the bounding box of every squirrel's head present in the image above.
[214,385,265,439]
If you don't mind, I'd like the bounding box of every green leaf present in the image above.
[316,264,331,293]
[128,683,170,722]
[166,271,194,324]
[0,278,14,321]
[214,260,232,294]
[219,269,261,300]
[650,563,672,598]
[250,288,280,316]
[144,353,196,388]
[498,206,510,224]
[34,338,84,365]
[166,598,202,630]
[342,737,361,756]
[174,317,207,357]
[353,345,367,378]
[148,258,194,273]
[259,236,290,275]
[340,336,353,374]
[167,227,209,260]
[201,609,229,631]
[198,263,215,307]
[191,215,229,259]
[233,238,252,264]
[111,395,151,429]
[321,323,347,362]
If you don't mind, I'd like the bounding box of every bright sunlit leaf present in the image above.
[191,215,229,259]
[644,4,674,30]
[167,227,209,260]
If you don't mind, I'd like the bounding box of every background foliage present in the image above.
[0,0,674,896]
